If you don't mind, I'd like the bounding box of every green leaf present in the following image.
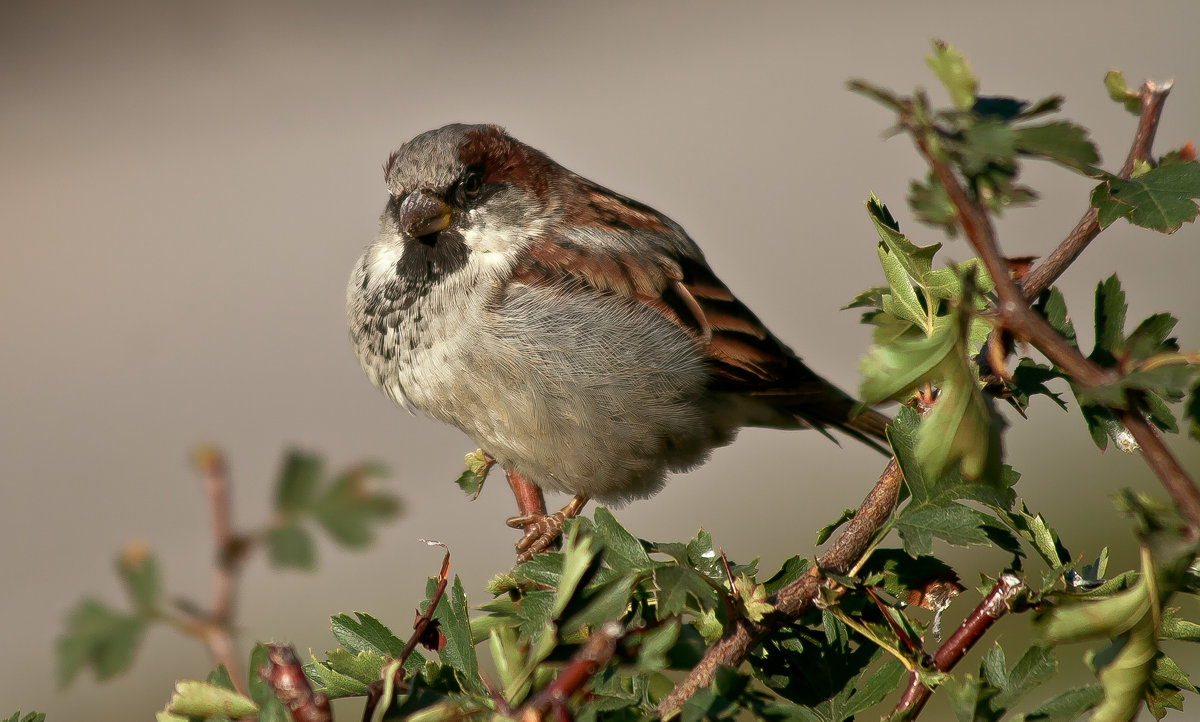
[275,450,323,512]
[993,645,1057,710]
[653,566,722,618]
[324,648,386,685]
[594,507,654,570]
[841,658,907,718]
[1090,163,1200,232]
[57,599,146,686]
[4,713,46,722]
[1104,70,1142,115]
[890,407,1016,556]
[1161,609,1200,642]
[552,525,601,617]
[959,121,1017,175]
[117,544,160,615]
[165,680,257,719]
[1023,684,1103,720]
[426,575,482,694]
[1006,359,1068,412]
[859,324,955,403]
[267,522,316,570]
[1092,275,1127,359]
[312,464,398,548]
[454,450,494,499]
[842,286,889,312]
[1013,122,1100,172]
[927,39,977,110]
[815,509,856,545]
[329,612,405,657]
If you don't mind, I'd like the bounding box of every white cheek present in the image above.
[366,239,404,281]
[461,210,547,253]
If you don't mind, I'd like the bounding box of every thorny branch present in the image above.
[361,540,452,722]
[902,97,1200,530]
[1021,81,1173,300]
[656,78,1193,720]
[889,574,1028,720]
[657,457,904,717]
[516,621,624,722]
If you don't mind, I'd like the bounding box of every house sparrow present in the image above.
[347,124,890,559]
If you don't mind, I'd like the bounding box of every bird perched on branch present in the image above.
[347,124,889,560]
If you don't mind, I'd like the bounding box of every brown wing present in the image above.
[510,180,889,448]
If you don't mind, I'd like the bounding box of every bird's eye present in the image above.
[457,169,484,204]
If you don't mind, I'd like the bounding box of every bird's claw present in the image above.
[507,510,568,562]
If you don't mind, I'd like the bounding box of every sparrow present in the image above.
[347,124,890,559]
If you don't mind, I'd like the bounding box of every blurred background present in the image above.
[3,1,1199,719]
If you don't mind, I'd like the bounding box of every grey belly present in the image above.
[404,285,721,502]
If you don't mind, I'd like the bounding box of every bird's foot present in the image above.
[507,494,589,562]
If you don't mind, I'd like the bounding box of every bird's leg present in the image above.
[504,470,588,562]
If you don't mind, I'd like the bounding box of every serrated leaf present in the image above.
[1091,163,1200,232]
[166,680,258,719]
[959,121,1017,175]
[993,646,1057,710]
[1014,122,1100,172]
[841,658,907,718]
[1093,275,1128,363]
[4,713,46,722]
[816,509,856,545]
[842,286,889,311]
[57,599,146,686]
[455,450,493,499]
[890,407,1016,556]
[1023,684,1104,720]
[330,612,405,657]
[426,575,481,694]
[553,525,600,617]
[594,507,653,570]
[1104,70,1142,115]
[307,658,372,698]
[927,40,977,110]
[117,544,160,615]
[275,450,323,512]
[267,523,316,570]
[332,647,388,683]
[653,566,721,618]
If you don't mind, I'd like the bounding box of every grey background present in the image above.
[3,1,1199,719]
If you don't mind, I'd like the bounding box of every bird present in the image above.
[346,124,890,560]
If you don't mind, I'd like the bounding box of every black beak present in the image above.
[399,190,452,239]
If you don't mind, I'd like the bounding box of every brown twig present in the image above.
[258,643,333,722]
[889,574,1027,720]
[657,457,903,718]
[188,447,249,693]
[517,620,624,722]
[362,540,452,722]
[1021,81,1173,300]
[903,108,1200,530]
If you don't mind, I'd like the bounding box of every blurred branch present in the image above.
[516,621,624,722]
[259,643,332,722]
[657,456,903,717]
[171,447,250,694]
